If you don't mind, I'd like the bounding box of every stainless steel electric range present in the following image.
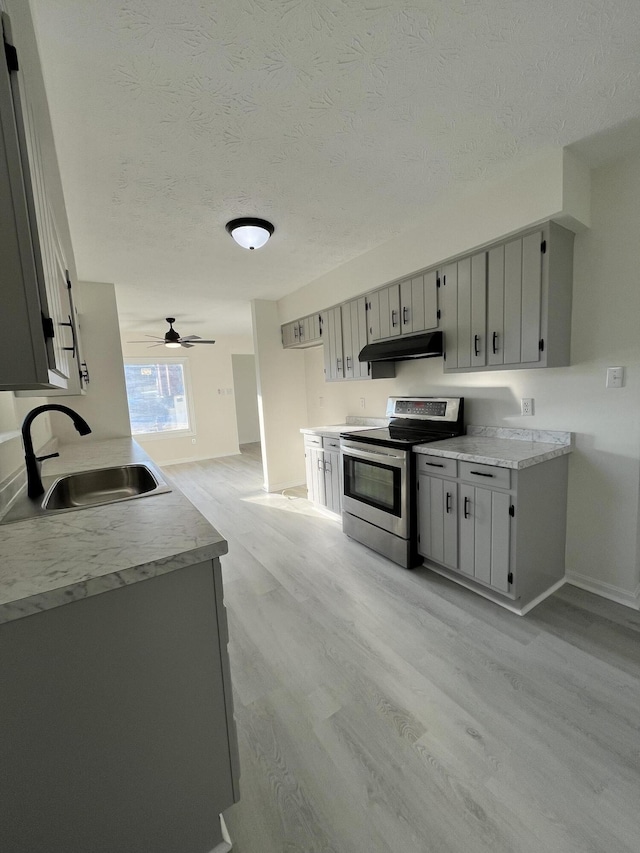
[340,397,464,568]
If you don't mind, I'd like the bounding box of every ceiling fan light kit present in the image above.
[128,318,216,349]
[225,217,274,250]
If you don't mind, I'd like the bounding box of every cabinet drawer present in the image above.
[304,433,322,448]
[324,437,341,451]
[459,461,511,489]
[417,455,457,478]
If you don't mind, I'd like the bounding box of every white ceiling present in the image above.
[31,0,640,338]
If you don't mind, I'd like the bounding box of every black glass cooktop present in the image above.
[341,426,460,450]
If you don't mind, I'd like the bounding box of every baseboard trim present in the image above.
[263,479,306,493]
[519,578,566,615]
[565,573,640,610]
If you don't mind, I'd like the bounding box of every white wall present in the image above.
[252,300,308,491]
[121,334,254,466]
[268,148,640,607]
[231,355,260,445]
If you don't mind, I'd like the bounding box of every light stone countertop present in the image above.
[414,426,572,470]
[300,424,372,438]
[0,438,227,625]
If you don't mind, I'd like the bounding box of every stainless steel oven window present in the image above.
[343,456,402,516]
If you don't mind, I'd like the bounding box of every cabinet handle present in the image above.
[403,306,409,324]
[492,331,498,354]
[346,356,352,370]
[470,470,494,477]
[324,460,331,473]
[423,461,444,468]
[337,357,342,375]
[391,309,398,327]
[464,496,470,519]
[317,458,324,471]
[294,325,299,339]
[446,492,452,514]
[474,334,480,357]
[299,323,304,340]
[60,314,77,359]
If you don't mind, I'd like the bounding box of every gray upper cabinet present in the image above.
[443,222,574,372]
[322,300,395,382]
[0,12,75,391]
[281,313,323,349]
[399,271,438,335]
[367,273,438,342]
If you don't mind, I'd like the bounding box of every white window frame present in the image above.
[123,356,197,440]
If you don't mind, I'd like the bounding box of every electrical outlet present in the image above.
[521,398,534,416]
[191,438,196,444]
[360,397,366,409]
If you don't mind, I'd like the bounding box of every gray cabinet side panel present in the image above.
[355,297,369,378]
[512,457,569,607]
[0,561,234,853]
[545,222,574,367]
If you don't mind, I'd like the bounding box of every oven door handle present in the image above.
[341,445,406,467]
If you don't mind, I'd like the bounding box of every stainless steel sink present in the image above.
[44,464,167,510]
[1,463,171,523]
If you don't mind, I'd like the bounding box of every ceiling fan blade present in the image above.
[128,339,164,343]
[180,342,195,348]
[178,335,201,341]
[190,340,216,344]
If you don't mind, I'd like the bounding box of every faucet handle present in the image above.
[36,452,60,463]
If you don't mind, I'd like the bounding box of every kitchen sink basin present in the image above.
[1,463,171,524]
[43,464,167,510]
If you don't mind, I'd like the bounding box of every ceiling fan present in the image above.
[129,318,216,349]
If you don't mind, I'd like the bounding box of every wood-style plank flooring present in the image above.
[165,445,640,853]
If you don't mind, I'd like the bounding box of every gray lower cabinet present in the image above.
[304,434,342,514]
[0,559,239,853]
[442,222,574,372]
[417,453,569,611]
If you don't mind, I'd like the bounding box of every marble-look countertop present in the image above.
[301,416,388,438]
[0,438,227,625]
[414,426,572,470]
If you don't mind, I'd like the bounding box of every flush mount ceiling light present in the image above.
[225,217,274,250]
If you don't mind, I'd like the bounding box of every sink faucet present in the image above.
[22,405,92,499]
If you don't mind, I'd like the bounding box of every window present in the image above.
[123,359,195,437]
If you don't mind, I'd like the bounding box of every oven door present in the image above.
[341,440,408,538]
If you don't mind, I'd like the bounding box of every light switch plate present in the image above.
[606,366,625,388]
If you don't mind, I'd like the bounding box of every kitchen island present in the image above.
[0,438,238,853]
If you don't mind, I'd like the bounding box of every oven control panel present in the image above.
[394,400,447,416]
[386,396,462,423]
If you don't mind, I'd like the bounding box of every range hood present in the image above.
[359,331,443,363]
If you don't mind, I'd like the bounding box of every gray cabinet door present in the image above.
[366,291,381,341]
[324,449,341,514]
[521,231,543,363]
[351,296,369,379]
[311,448,326,505]
[456,257,472,368]
[487,245,505,365]
[323,306,344,381]
[441,261,458,368]
[378,283,401,338]
[470,252,487,367]
[458,483,512,589]
[341,301,355,379]
[423,270,439,331]
[418,474,457,568]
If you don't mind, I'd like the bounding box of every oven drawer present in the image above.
[459,461,511,489]
[417,455,457,478]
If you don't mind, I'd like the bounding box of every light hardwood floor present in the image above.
[165,445,640,853]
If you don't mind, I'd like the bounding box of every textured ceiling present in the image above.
[31,0,640,337]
